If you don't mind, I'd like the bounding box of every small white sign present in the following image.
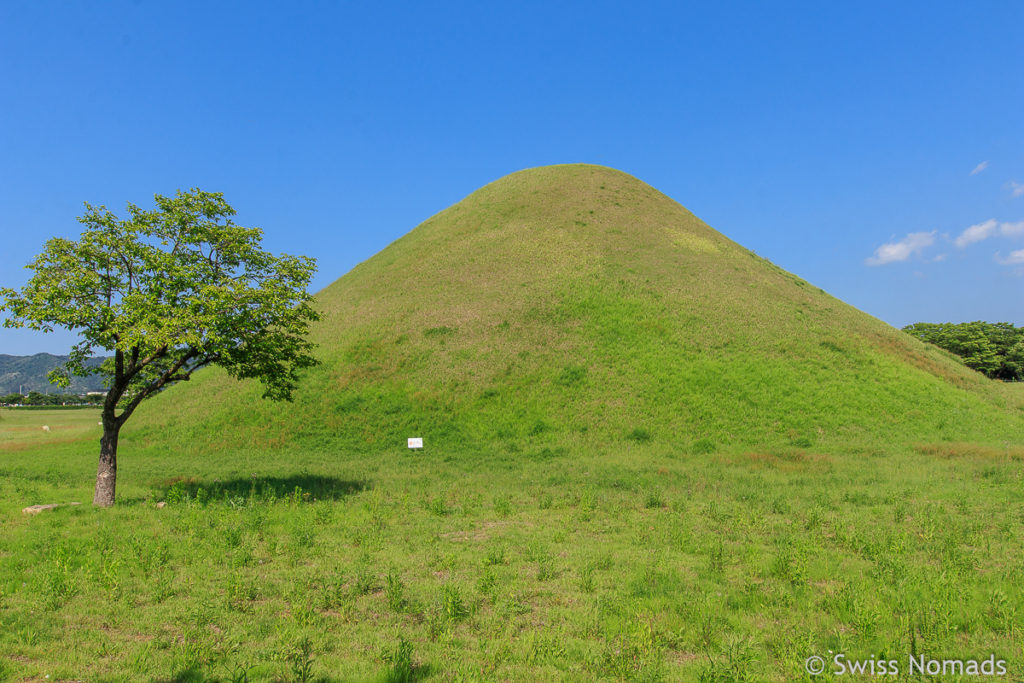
[407,437,423,449]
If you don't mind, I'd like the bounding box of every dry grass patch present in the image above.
[913,442,1024,459]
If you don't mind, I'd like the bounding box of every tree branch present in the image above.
[115,350,207,425]
[122,344,169,383]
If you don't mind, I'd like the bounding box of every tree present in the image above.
[903,321,1024,380]
[1,189,319,506]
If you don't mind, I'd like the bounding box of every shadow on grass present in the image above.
[159,670,343,683]
[148,473,370,505]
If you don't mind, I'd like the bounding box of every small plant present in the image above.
[380,636,415,683]
[427,497,447,517]
[440,583,468,623]
[287,636,315,683]
[289,517,316,548]
[285,485,312,506]
[644,490,664,509]
[226,576,260,611]
[556,365,587,387]
[223,524,244,548]
[353,566,379,596]
[598,621,666,681]
[699,636,757,682]
[577,565,595,593]
[291,598,319,628]
[498,591,530,619]
[627,427,652,443]
[893,500,909,523]
[320,574,348,610]
[221,660,252,683]
[152,567,175,603]
[690,437,715,455]
[493,495,512,517]
[312,502,334,525]
[166,480,187,504]
[536,557,556,582]
[41,555,77,610]
[385,571,407,612]
[99,555,123,599]
[477,567,498,598]
[707,540,726,574]
[482,545,506,567]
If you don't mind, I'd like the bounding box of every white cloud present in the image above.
[954,219,998,248]
[932,253,948,262]
[995,249,1024,265]
[865,231,936,266]
[1009,181,1024,198]
[1001,221,1024,236]
[952,219,1024,247]
[971,161,989,175]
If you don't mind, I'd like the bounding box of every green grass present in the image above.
[3,165,1024,680]
[2,410,1024,680]
[0,407,102,451]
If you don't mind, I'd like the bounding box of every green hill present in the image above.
[0,353,106,395]
[132,164,1024,454]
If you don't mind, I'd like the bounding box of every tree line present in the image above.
[902,321,1024,380]
[0,391,106,406]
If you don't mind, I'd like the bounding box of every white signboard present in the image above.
[407,437,423,449]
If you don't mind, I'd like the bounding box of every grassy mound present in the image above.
[5,167,1024,679]
[131,164,1024,455]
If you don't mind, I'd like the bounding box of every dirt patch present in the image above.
[720,451,832,471]
[441,520,513,542]
[914,443,1024,460]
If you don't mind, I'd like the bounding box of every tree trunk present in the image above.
[93,424,119,507]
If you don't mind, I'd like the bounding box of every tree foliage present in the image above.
[903,321,1024,380]
[1,189,320,505]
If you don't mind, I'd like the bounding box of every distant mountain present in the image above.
[0,353,107,395]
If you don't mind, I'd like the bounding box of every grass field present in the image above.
[4,167,1024,680]
[0,408,103,452]
[2,407,1023,681]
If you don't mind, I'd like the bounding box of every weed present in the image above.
[385,571,407,612]
[380,636,415,683]
[536,556,556,582]
[440,584,468,623]
[644,490,664,509]
[691,438,716,454]
[353,566,379,596]
[427,498,447,517]
[286,636,315,683]
[152,568,175,603]
[577,565,595,593]
[556,365,587,387]
[707,540,726,575]
[477,567,498,598]
[628,428,653,443]
[482,545,506,567]
[493,495,512,517]
[320,573,349,610]
[699,636,757,682]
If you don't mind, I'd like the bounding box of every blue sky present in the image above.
[1,1,1022,355]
